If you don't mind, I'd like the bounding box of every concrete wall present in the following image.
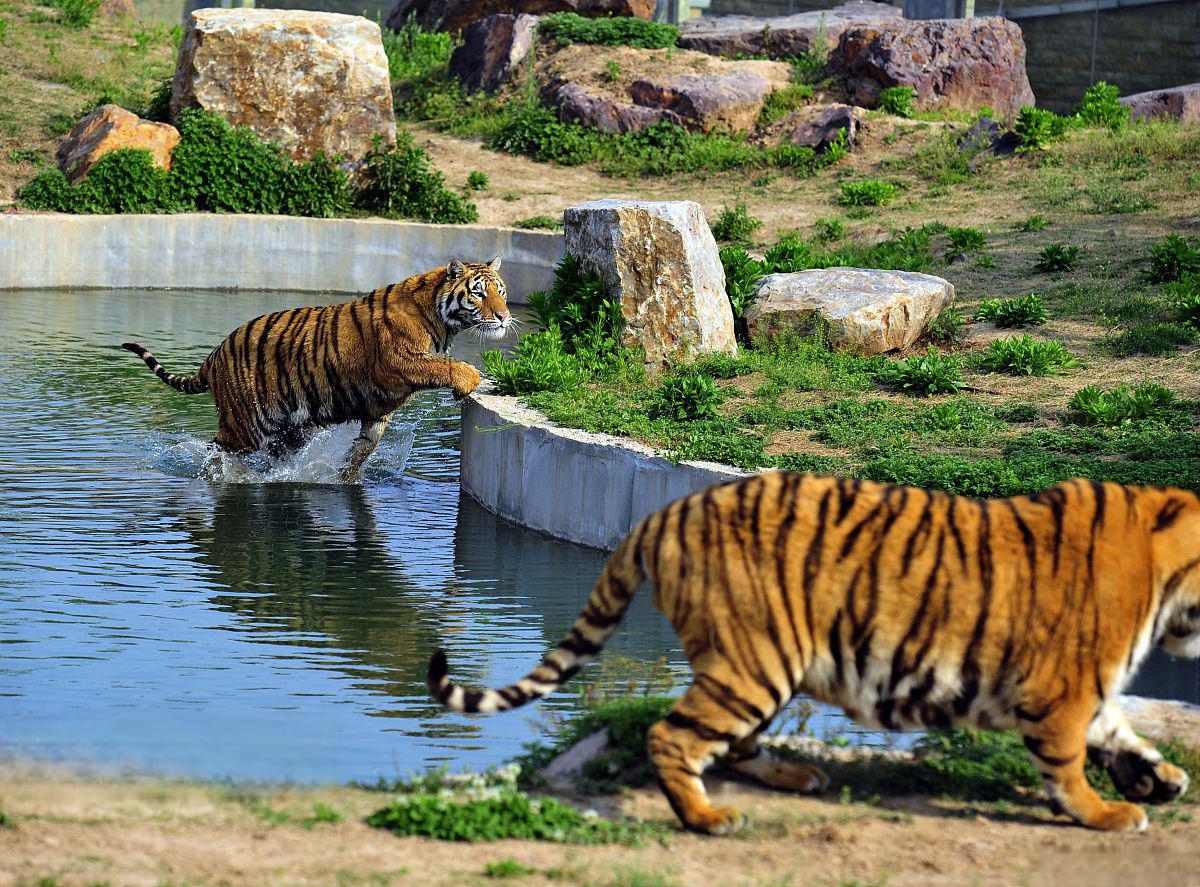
[0,214,565,302]
[461,392,748,551]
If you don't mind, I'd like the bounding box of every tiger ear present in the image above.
[447,259,466,281]
[487,255,502,273]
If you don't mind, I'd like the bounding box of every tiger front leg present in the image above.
[340,415,392,483]
[1087,701,1189,804]
[391,355,481,400]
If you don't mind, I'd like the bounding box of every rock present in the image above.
[545,45,792,134]
[97,0,135,17]
[745,267,955,354]
[565,199,737,364]
[170,9,395,164]
[958,115,1020,170]
[831,17,1035,118]
[450,13,539,95]
[1120,83,1200,126]
[780,103,862,149]
[387,0,653,34]
[55,104,180,184]
[677,0,900,59]
[542,729,610,791]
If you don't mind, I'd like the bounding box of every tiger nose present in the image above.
[497,310,511,323]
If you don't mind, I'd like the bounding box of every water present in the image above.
[1,289,1194,785]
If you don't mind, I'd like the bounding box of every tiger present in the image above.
[123,257,509,481]
[429,473,1200,834]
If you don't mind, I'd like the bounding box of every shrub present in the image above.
[487,102,602,166]
[1014,106,1070,153]
[466,170,489,191]
[53,0,101,28]
[383,15,456,82]
[925,306,965,346]
[511,215,563,230]
[718,245,766,321]
[710,202,762,243]
[838,178,898,207]
[355,134,478,223]
[1069,383,1176,426]
[1146,234,1200,283]
[1035,242,1081,273]
[1110,321,1197,356]
[947,226,986,253]
[18,148,178,213]
[527,254,623,357]
[539,13,679,49]
[813,216,844,243]
[482,328,587,395]
[1015,214,1048,232]
[877,348,965,396]
[141,76,172,123]
[1169,274,1200,328]
[974,294,1048,327]
[980,335,1077,376]
[1075,81,1130,131]
[877,85,916,118]
[758,82,815,125]
[648,372,723,422]
[165,108,291,213]
[281,152,352,218]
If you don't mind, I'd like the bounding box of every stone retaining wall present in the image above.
[461,391,748,551]
[0,213,564,301]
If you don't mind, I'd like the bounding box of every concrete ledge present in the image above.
[461,391,748,551]
[0,213,565,302]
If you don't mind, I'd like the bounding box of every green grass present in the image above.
[484,859,538,879]
[877,85,916,118]
[538,12,678,49]
[838,178,899,207]
[511,215,564,230]
[1110,321,1197,357]
[710,202,762,243]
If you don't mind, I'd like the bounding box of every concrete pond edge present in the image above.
[0,212,565,301]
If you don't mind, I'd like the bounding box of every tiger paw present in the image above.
[1106,752,1190,804]
[451,364,482,399]
[684,805,747,836]
[1086,800,1149,833]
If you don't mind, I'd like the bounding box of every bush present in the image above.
[1075,81,1129,131]
[18,148,179,213]
[648,372,723,422]
[1015,214,1048,232]
[511,215,563,230]
[165,109,288,213]
[1169,274,1200,328]
[1035,243,1081,273]
[710,202,762,243]
[53,0,101,28]
[838,178,898,207]
[1069,383,1176,426]
[1014,106,1070,153]
[813,216,844,243]
[539,12,679,49]
[355,133,478,223]
[482,328,587,395]
[383,15,456,82]
[466,170,489,191]
[980,335,1077,376]
[925,306,965,346]
[718,245,766,321]
[527,254,623,357]
[877,348,965,396]
[1146,234,1200,283]
[281,152,352,218]
[877,85,916,118]
[1110,321,1197,356]
[974,294,1048,327]
[947,226,986,253]
[487,102,602,166]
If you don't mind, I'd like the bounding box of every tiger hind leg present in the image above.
[1020,699,1149,832]
[1086,701,1189,804]
[341,415,392,483]
[724,731,830,794]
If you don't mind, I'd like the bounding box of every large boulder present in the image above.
[564,199,737,364]
[545,45,792,134]
[56,104,180,184]
[830,17,1035,118]
[170,9,395,164]
[1120,83,1200,126]
[449,13,539,94]
[677,0,901,58]
[745,267,954,354]
[386,0,653,34]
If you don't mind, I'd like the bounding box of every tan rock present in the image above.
[745,267,954,354]
[170,9,395,163]
[56,104,180,184]
[564,199,737,364]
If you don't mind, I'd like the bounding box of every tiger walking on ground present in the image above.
[123,257,509,481]
[429,473,1199,834]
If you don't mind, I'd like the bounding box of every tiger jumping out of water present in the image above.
[429,473,1199,834]
[123,257,509,481]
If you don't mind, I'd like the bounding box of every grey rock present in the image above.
[449,13,539,95]
[677,0,901,59]
[1120,83,1200,126]
[781,103,862,149]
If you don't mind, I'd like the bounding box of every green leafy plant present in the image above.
[383,14,456,82]
[1110,321,1197,356]
[18,148,179,213]
[466,170,489,191]
[603,59,621,83]
[877,85,916,118]
[483,328,588,395]
[758,82,815,125]
[510,215,563,230]
[980,335,1077,376]
[719,245,766,324]
[947,226,986,253]
[539,13,679,49]
[925,306,966,346]
[1069,383,1177,426]
[813,216,844,243]
[877,348,965,396]
[355,133,478,223]
[1035,242,1081,273]
[484,859,537,879]
[1169,274,1200,328]
[1014,106,1070,153]
[1015,214,1048,232]
[1146,234,1200,283]
[838,178,898,207]
[1075,81,1130,131]
[648,372,723,422]
[974,294,1048,327]
[710,202,762,243]
[52,0,101,28]
[527,254,623,357]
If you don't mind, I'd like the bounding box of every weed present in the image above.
[877,85,916,118]
[974,294,1048,328]
[711,202,762,243]
[1014,106,1070,153]
[1086,181,1154,215]
[925,306,966,346]
[511,215,564,230]
[980,336,1077,376]
[1146,234,1200,283]
[466,170,489,191]
[355,133,478,223]
[1014,214,1048,232]
[52,0,101,28]
[308,802,342,825]
[527,254,623,357]
[1110,321,1197,357]
[539,12,679,49]
[1075,81,1129,131]
[877,348,965,396]
[1169,275,1200,328]
[758,81,815,125]
[719,245,766,322]
[484,859,537,879]
[603,59,621,83]
[838,178,898,207]
[946,226,986,252]
[814,216,844,243]
[383,15,456,82]
[1068,383,1177,426]
[1035,242,1081,273]
[483,328,588,395]
[648,372,723,422]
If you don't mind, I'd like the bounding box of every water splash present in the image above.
[154,423,418,485]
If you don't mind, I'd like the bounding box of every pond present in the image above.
[1,288,1195,784]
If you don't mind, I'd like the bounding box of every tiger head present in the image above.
[438,256,511,341]
[1152,490,1200,658]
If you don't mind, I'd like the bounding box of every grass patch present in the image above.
[1068,383,1179,426]
[838,178,898,207]
[876,85,916,118]
[484,859,538,879]
[539,12,679,49]
[1110,321,1197,357]
[511,214,564,230]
